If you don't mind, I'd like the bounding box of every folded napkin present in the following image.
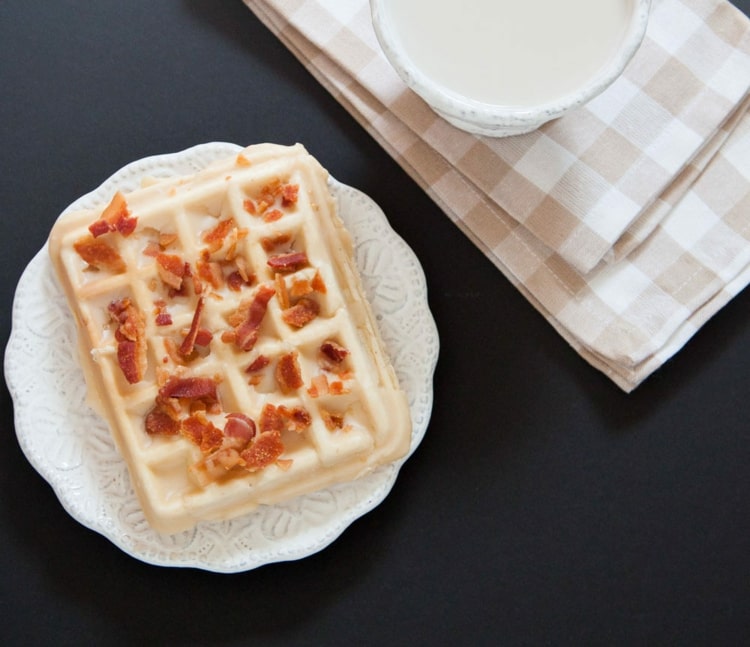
[245,0,750,391]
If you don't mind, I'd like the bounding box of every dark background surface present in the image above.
[1,2,749,645]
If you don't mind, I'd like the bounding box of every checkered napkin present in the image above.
[244,0,750,391]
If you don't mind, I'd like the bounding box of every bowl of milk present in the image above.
[371,0,651,137]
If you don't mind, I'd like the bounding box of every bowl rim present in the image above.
[371,0,652,128]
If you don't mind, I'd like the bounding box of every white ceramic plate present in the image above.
[4,142,438,573]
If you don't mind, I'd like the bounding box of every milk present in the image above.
[385,0,633,107]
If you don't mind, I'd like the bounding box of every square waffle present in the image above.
[48,143,412,534]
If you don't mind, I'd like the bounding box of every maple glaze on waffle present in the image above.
[48,143,412,534]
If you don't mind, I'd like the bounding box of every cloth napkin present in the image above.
[244,0,750,391]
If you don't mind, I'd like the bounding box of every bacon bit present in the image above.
[236,153,252,167]
[275,352,303,393]
[282,297,319,328]
[321,340,349,364]
[245,355,270,373]
[329,380,350,395]
[321,408,345,431]
[223,412,256,442]
[240,432,284,472]
[195,256,224,291]
[311,270,327,294]
[203,217,236,253]
[145,406,180,436]
[233,284,275,351]
[254,179,282,215]
[281,183,299,206]
[182,412,224,453]
[89,219,111,238]
[290,278,313,298]
[108,298,147,383]
[195,328,213,347]
[259,403,284,434]
[275,274,290,311]
[178,297,205,357]
[307,373,329,398]
[260,233,292,252]
[263,209,283,223]
[278,405,312,432]
[156,253,187,290]
[226,271,243,292]
[116,340,142,384]
[159,375,218,405]
[155,312,173,326]
[242,199,257,215]
[74,235,127,273]
[88,192,137,238]
[267,251,309,274]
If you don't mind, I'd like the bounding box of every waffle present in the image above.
[48,143,412,534]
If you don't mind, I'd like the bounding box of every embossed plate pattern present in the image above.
[4,142,438,572]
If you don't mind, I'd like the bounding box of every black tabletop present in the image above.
[2,2,749,645]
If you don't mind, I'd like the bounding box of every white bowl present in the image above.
[371,0,651,137]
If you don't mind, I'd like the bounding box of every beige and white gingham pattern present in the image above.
[245,0,750,391]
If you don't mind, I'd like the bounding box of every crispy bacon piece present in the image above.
[116,340,143,384]
[202,218,236,253]
[245,355,270,373]
[155,312,172,326]
[260,233,292,252]
[145,406,180,436]
[233,284,275,351]
[240,432,284,471]
[255,178,282,215]
[223,412,256,441]
[226,271,244,291]
[159,375,218,406]
[275,274,290,311]
[156,253,187,290]
[281,183,299,206]
[311,270,327,294]
[108,298,147,383]
[329,380,350,395]
[275,352,303,393]
[178,297,205,357]
[278,405,312,433]
[242,199,257,215]
[282,297,319,328]
[321,340,349,364]
[267,251,309,274]
[321,408,345,431]
[181,412,223,453]
[307,373,329,398]
[88,192,137,238]
[289,278,312,298]
[74,235,127,273]
[259,403,284,434]
[263,209,284,223]
[194,328,213,347]
[195,255,224,291]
